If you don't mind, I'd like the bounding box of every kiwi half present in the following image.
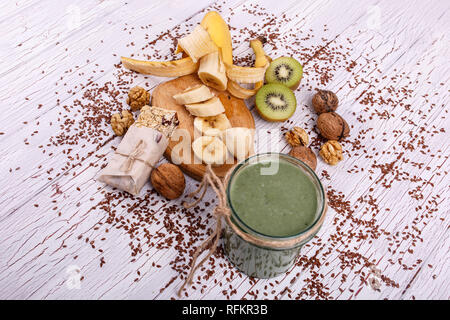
[255,83,297,121]
[265,57,303,90]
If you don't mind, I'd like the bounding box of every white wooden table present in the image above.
[0,0,449,300]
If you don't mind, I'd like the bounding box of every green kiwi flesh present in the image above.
[255,83,297,121]
[265,57,303,89]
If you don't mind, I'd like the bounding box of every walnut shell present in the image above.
[111,110,134,136]
[317,112,350,141]
[289,146,317,171]
[312,89,339,114]
[127,86,151,111]
[150,163,185,200]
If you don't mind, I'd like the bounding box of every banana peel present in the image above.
[227,38,271,99]
[227,81,257,99]
[225,63,268,83]
[121,56,198,77]
[200,11,233,66]
[250,38,271,90]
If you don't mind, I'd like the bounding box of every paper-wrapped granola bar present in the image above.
[98,106,178,195]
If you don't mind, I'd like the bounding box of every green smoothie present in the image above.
[229,159,318,237]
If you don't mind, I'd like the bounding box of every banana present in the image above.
[193,113,231,137]
[223,127,255,161]
[198,51,228,91]
[185,96,225,117]
[227,81,257,99]
[173,84,214,105]
[200,11,233,66]
[192,136,230,166]
[121,56,198,77]
[225,62,269,84]
[178,25,218,63]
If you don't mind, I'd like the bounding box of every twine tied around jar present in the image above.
[177,162,328,297]
[177,164,232,297]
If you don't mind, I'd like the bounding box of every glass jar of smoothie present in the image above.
[224,153,327,279]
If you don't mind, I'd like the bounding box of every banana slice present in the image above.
[173,84,214,105]
[178,25,218,63]
[198,51,228,91]
[185,96,225,117]
[193,113,231,137]
[192,136,230,166]
[225,62,269,84]
[121,56,198,77]
[223,127,255,161]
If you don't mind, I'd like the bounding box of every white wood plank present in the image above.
[0,0,448,300]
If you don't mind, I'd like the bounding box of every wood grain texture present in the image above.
[0,0,448,300]
[152,74,255,181]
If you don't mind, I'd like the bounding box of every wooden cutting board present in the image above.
[152,74,255,181]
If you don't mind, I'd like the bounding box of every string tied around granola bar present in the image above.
[117,139,154,172]
[177,164,232,297]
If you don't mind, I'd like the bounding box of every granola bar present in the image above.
[135,105,179,138]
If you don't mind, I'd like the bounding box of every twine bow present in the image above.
[176,163,328,297]
[117,139,152,172]
[177,164,232,297]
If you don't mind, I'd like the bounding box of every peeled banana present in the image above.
[121,56,198,77]
[192,136,230,166]
[193,113,231,137]
[185,96,225,117]
[198,51,228,91]
[223,127,255,161]
[173,85,214,105]
[178,25,218,63]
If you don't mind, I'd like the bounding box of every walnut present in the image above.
[111,110,134,136]
[285,127,309,147]
[150,163,185,200]
[312,89,338,114]
[317,112,350,141]
[289,146,317,171]
[127,86,151,111]
[319,140,343,165]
